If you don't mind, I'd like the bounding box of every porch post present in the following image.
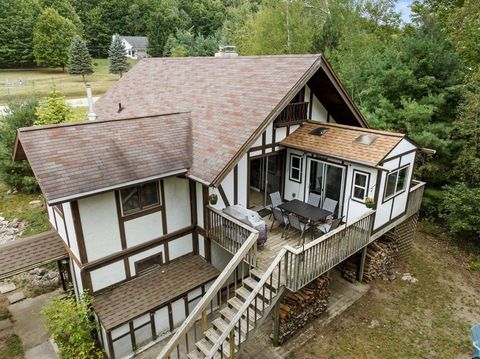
[357,246,368,282]
[272,301,281,347]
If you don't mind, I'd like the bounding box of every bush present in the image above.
[0,98,39,193]
[41,292,103,359]
[35,89,73,125]
[440,183,480,238]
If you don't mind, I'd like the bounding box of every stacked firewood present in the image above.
[339,237,396,283]
[277,276,330,344]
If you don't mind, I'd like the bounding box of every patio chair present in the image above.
[286,213,310,243]
[269,191,283,218]
[307,192,321,207]
[271,208,289,238]
[317,217,344,235]
[472,323,480,358]
[322,197,338,219]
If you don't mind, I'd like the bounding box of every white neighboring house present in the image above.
[113,35,148,59]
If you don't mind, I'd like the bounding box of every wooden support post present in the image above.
[229,331,235,359]
[201,309,208,333]
[357,246,368,282]
[272,301,281,347]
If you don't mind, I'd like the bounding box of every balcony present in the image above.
[273,102,309,128]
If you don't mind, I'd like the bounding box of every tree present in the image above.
[33,8,77,70]
[0,98,39,193]
[163,29,223,57]
[41,292,103,359]
[35,89,73,125]
[108,36,129,77]
[0,0,40,67]
[67,36,93,82]
[39,0,83,32]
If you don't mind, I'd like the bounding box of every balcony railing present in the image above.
[274,101,309,128]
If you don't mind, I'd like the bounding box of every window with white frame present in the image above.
[289,154,302,182]
[384,166,409,200]
[120,181,160,215]
[352,171,369,201]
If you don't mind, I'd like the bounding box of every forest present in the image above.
[0,0,479,242]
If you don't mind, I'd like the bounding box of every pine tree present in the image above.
[67,36,93,82]
[108,35,129,78]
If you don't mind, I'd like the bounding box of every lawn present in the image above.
[0,58,138,105]
[0,183,49,236]
[290,227,480,359]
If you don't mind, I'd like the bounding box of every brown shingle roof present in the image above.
[14,113,192,204]
[93,254,219,330]
[0,231,67,280]
[94,55,322,184]
[281,122,409,166]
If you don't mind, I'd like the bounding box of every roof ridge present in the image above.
[307,121,404,138]
[18,111,191,133]
[143,54,322,61]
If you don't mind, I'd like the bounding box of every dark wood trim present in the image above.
[53,205,64,219]
[190,180,199,255]
[52,205,58,231]
[115,192,128,250]
[288,152,303,183]
[80,269,93,293]
[167,303,174,331]
[62,242,82,267]
[286,125,290,137]
[233,165,238,205]
[196,225,206,237]
[373,169,382,210]
[83,226,195,272]
[327,112,330,123]
[379,148,417,165]
[71,200,88,264]
[217,184,230,207]
[261,132,266,155]
[150,312,157,339]
[107,331,115,359]
[309,88,313,119]
[160,180,168,235]
[381,162,408,204]
[202,186,211,262]
[129,321,136,351]
[350,169,371,204]
[120,205,162,222]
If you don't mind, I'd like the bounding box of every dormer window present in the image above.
[120,181,160,216]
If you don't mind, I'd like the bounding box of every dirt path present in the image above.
[291,230,480,359]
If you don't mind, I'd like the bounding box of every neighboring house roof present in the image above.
[119,35,148,49]
[94,54,368,187]
[0,231,67,280]
[93,254,219,330]
[281,122,414,167]
[13,113,191,204]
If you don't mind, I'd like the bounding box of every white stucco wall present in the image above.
[169,234,193,260]
[124,212,163,247]
[164,177,191,232]
[90,260,126,292]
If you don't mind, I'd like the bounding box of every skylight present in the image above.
[354,134,378,145]
[309,127,329,136]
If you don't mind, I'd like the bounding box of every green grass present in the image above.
[0,334,24,359]
[0,58,138,104]
[0,183,49,236]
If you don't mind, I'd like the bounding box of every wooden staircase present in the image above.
[187,268,281,359]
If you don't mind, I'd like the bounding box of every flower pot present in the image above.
[209,194,218,205]
[365,202,374,209]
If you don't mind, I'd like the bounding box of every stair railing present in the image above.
[157,226,258,358]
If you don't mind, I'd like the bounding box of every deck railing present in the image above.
[206,206,258,266]
[406,180,425,218]
[274,102,309,128]
[157,209,258,359]
[283,210,375,292]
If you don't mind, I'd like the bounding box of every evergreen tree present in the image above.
[108,35,129,77]
[0,0,40,67]
[67,35,93,82]
[35,89,73,125]
[33,8,77,70]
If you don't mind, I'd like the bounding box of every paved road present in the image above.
[0,96,99,116]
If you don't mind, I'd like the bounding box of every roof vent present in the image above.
[309,127,329,136]
[354,134,378,145]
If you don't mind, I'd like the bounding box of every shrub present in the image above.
[0,98,39,193]
[41,292,103,359]
[35,89,73,125]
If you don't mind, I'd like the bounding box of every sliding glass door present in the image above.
[249,153,284,208]
[307,159,345,216]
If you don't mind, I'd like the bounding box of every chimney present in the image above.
[86,83,97,121]
[214,45,238,58]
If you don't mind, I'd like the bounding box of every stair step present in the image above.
[250,268,279,289]
[196,338,213,356]
[235,286,267,309]
[205,327,241,356]
[187,349,204,359]
[221,304,255,333]
[243,277,275,301]
[228,297,262,324]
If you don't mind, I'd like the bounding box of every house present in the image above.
[11,53,430,359]
[113,35,148,59]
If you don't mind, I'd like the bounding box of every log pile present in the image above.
[339,237,397,283]
[277,276,330,344]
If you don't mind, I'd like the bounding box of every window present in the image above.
[120,181,160,215]
[289,154,302,182]
[384,166,409,200]
[352,171,369,201]
[135,253,163,275]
